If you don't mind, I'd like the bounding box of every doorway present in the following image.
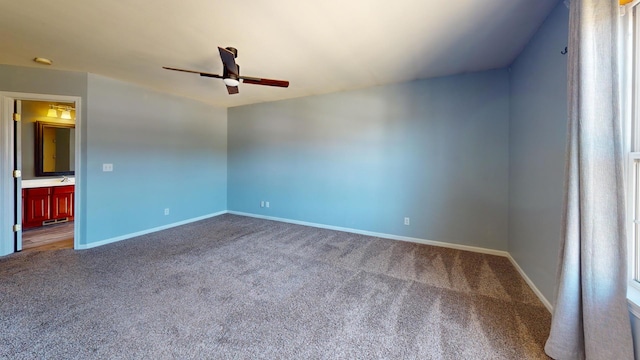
[0,93,82,256]
[21,100,76,251]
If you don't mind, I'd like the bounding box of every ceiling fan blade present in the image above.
[199,73,224,79]
[162,66,223,79]
[218,47,238,76]
[241,76,290,88]
[226,85,239,95]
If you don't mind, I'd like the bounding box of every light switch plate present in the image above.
[103,163,113,172]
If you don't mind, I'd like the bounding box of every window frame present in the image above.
[626,5,640,309]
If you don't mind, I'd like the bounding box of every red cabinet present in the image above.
[52,186,74,220]
[23,187,51,229]
[22,185,74,229]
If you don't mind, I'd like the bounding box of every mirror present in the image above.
[35,121,75,176]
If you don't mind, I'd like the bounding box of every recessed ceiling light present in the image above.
[33,57,53,65]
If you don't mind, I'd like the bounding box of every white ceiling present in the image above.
[0,0,560,108]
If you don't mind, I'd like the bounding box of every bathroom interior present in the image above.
[20,100,75,251]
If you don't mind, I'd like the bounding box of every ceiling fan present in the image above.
[163,47,290,95]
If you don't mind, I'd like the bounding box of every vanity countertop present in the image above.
[22,178,75,189]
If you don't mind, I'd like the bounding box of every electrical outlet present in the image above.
[266,201,270,208]
[102,163,113,172]
[261,201,265,208]
[404,217,410,226]
[164,208,170,215]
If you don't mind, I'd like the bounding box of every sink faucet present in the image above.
[61,176,68,183]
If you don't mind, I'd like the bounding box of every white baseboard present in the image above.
[506,254,553,312]
[228,211,509,257]
[76,211,228,250]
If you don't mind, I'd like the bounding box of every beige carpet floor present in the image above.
[0,214,551,359]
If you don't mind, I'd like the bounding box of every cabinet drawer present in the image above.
[26,187,51,196]
[53,185,74,194]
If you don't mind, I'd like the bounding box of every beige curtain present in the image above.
[544,0,634,359]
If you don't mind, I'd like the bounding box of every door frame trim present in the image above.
[0,92,82,255]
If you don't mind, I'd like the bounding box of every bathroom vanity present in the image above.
[22,179,75,230]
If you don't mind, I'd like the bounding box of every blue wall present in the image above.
[228,70,510,250]
[84,74,227,245]
[508,2,569,303]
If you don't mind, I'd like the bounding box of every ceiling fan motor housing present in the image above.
[225,47,238,58]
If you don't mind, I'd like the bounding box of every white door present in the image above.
[13,99,22,251]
